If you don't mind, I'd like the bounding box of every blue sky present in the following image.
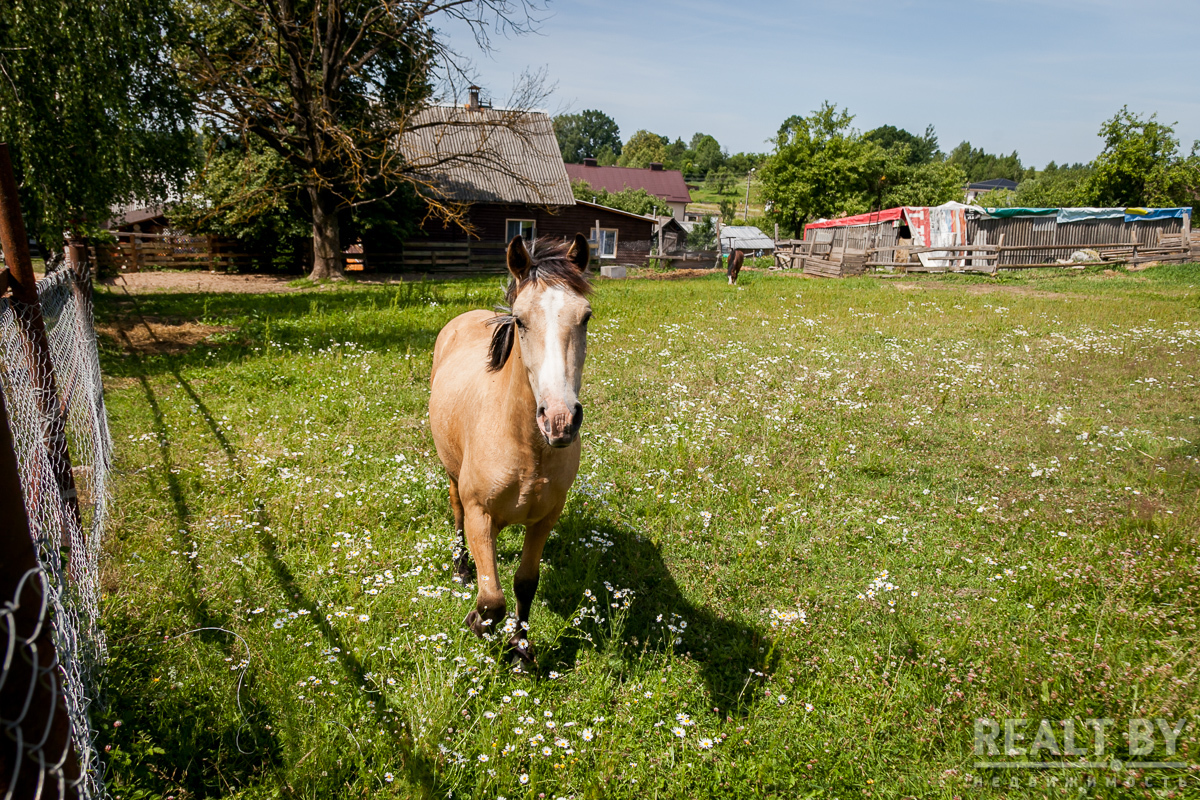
[444,0,1200,169]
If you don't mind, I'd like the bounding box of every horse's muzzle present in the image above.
[538,402,583,447]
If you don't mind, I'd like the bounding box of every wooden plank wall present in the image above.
[95,231,257,272]
[966,216,1185,266]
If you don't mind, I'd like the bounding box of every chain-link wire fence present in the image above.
[1,263,110,800]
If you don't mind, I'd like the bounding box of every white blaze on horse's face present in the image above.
[513,284,591,447]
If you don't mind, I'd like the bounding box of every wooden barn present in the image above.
[397,92,655,273]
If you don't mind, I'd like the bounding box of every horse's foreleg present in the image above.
[462,508,505,638]
[448,479,472,583]
[509,514,558,663]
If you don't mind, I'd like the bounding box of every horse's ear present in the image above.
[507,235,532,281]
[567,233,590,272]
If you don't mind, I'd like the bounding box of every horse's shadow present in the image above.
[524,505,771,713]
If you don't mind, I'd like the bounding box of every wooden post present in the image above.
[0,142,85,567]
[994,234,1005,275]
[774,222,779,243]
[128,231,141,273]
[1184,210,1193,259]
[1130,226,1138,261]
[208,234,218,273]
[0,388,82,800]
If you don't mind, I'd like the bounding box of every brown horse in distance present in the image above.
[727,249,745,284]
[428,234,593,663]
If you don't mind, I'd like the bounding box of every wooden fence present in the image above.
[779,224,1197,278]
[95,231,259,272]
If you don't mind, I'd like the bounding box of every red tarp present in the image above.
[804,207,904,232]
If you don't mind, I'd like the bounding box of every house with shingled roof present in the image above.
[564,159,692,219]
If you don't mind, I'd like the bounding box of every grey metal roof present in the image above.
[401,106,575,206]
[718,226,775,251]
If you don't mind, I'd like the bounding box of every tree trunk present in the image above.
[308,186,344,280]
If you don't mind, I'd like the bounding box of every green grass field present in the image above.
[93,264,1200,799]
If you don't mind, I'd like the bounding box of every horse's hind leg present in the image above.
[508,514,559,664]
[448,479,473,583]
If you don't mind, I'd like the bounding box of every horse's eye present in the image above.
[582,311,592,325]
[513,316,525,330]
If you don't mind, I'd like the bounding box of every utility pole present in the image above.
[744,168,755,222]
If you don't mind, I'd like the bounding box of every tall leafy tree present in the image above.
[176,0,542,280]
[1088,107,1200,208]
[0,0,194,250]
[946,141,1028,183]
[617,130,670,168]
[863,124,939,166]
[553,110,621,164]
[760,102,876,235]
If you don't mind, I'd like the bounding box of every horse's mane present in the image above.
[486,238,592,372]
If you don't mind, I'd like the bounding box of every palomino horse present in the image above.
[429,234,592,663]
[727,249,745,285]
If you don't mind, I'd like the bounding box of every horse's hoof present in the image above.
[508,637,536,666]
[463,609,488,638]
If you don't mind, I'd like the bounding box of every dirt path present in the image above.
[98,271,428,295]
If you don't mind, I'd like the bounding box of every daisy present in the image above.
[698,738,714,750]
[581,729,594,742]
[672,726,686,738]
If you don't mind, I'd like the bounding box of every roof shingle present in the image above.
[564,163,691,204]
[401,106,575,206]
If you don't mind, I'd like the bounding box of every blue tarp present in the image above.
[1124,207,1190,222]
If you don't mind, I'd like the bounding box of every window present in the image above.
[589,228,618,259]
[506,219,535,242]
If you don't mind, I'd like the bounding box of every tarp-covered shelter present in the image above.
[804,203,1193,269]
[719,226,775,254]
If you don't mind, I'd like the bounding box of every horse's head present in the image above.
[488,233,593,448]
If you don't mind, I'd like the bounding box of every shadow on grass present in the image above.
[94,278,501,379]
[536,506,772,714]
[109,297,442,796]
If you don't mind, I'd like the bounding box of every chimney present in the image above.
[649,162,664,171]
[467,85,480,111]
[582,157,598,167]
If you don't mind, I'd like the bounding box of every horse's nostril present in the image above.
[537,405,546,418]
[571,404,583,429]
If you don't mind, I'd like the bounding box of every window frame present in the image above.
[505,219,536,242]
[589,228,619,259]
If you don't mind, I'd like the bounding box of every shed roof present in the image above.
[575,200,656,225]
[564,163,692,204]
[719,226,775,251]
[967,178,1018,191]
[400,106,574,206]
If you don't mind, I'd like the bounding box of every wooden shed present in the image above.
[395,98,654,273]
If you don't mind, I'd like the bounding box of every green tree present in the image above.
[1088,107,1200,207]
[176,0,542,280]
[553,109,622,163]
[0,0,194,250]
[718,198,736,224]
[690,134,726,176]
[618,130,670,168]
[946,142,1027,183]
[864,124,940,166]
[176,135,423,270]
[570,179,667,217]
[760,102,877,234]
[706,168,735,196]
[686,215,716,249]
